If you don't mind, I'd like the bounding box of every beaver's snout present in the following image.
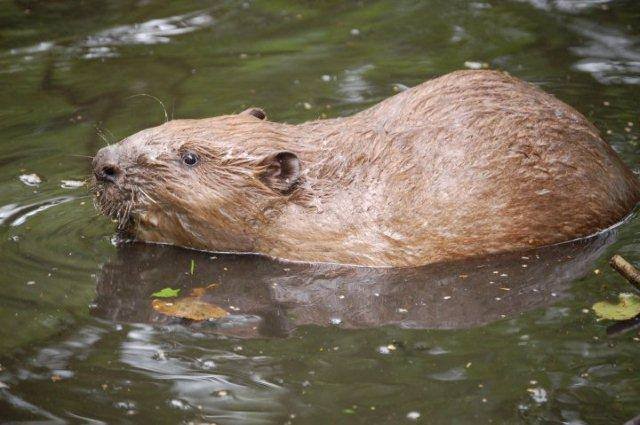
[93,146,123,184]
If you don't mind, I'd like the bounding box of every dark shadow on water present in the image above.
[93,231,617,338]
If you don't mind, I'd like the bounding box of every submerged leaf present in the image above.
[152,298,228,321]
[151,287,180,298]
[592,293,640,321]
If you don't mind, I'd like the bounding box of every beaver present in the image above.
[91,70,640,267]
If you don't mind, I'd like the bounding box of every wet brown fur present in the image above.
[92,70,640,267]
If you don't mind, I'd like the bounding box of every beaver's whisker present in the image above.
[69,154,95,159]
[95,128,111,147]
[126,93,168,124]
[101,126,117,142]
[138,187,158,205]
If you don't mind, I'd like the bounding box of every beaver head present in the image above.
[91,108,306,253]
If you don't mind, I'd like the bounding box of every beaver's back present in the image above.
[331,70,640,264]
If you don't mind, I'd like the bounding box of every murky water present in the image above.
[1,0,640,423]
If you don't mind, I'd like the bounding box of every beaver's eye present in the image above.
[182,152,199,166]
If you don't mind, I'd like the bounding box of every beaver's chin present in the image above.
[91,182,139,235]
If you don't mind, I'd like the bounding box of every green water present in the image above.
[1,0,640,423]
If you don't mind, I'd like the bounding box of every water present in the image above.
[1,0,640,423]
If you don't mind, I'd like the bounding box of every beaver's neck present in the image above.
[254,117,411,266]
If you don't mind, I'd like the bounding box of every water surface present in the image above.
[1,0,640,423]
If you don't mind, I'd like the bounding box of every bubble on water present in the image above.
[321,74,332,82]
[350,28,360,36]
[330,317,342,325]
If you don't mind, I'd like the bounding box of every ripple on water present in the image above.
[428,367,468,382]
[118,324,290,423]
[0,196,76,227]
[570,20,640,85]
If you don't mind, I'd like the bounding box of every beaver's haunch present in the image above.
[91,70,640,267]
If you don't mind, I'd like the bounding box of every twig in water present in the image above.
[609,254,640,292]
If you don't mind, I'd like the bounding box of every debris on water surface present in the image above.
[527,387,548,404]
[19,173,41,186]
[377,346,391,355]
[406,411,421,420]
[592,293,640,321]
[200,360,216,370]
[350,28,360,36]
[152,350,166,361]
[378,344,397,355]
[393,83,410,92]
[60,180,85,189]
[609,254,640,291]
[330,317,342,325]
[464,61,489,70]
[189,259,195,275]
[168,399,190,410]
[151,287,180,298]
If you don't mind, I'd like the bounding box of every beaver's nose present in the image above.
[93,147,122,184]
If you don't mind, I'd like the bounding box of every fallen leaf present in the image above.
[151,287,180,298]
[51,374,62,382]
[592,293,640,321]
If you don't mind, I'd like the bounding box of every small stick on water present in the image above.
[609,254,640,291]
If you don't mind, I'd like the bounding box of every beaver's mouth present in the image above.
[90,179,138,236]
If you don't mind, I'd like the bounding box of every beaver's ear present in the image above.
[241,107,267,120]
[259,151,300,194]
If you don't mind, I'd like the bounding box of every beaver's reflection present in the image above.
[93,232,615,337]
